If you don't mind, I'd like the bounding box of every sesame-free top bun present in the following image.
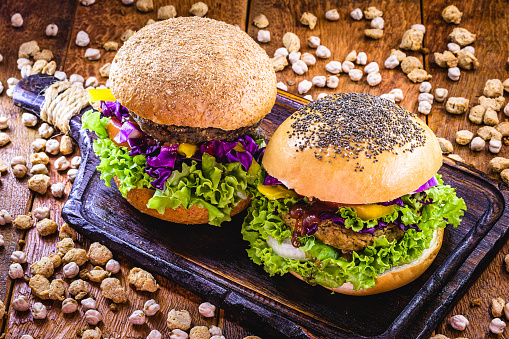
[114,177,250,224]
[262,93,443,204]
[109,17,277,130]
[290,227,444,295]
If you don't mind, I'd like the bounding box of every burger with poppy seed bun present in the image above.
[82,17,276,226]
[242,93,466,295]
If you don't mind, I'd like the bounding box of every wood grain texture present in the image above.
[5,1,252,338]
[2,0,509,338]
[0,0,78,332]
[63,0,249,83]
[424,1,509,337]
[425,0,509,174]
[248,0,426,116]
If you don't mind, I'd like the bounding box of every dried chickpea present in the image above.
[190,326,210,339]
[28,174,51,194]
[400,29,424,51]
[189,2,208,17]
[49,279,65,301]
[457,50,478,70]
[144,299,161,316]
[158,5,177,20]
[121,29,135,42]
[100,277,128,303]
[32,302,48,319]
[438,138,453,154]
[449,28,475,47]
[31,164,48,175]
[55,156,70,171]
[442,5,462,24]
[62,298,78,313]
[300,12,317,29]
[199,302,216,317]
[13,214,33,229]
[364,7,383,19]
[445,97,469,114]
[456,130,473,145]
[69,279,89,300]
[129,310,146,325]
[364,29,384,40]
[63,248,88,266]
[29,274,51,299]
[326,9,340,21]
[51,182,65,198]
[13,295,30,311]
[128,267,159,292]
[253,14,269,28]
[136,0,154,12]
[0,133,11,147]
[36,218,58,236]
[167,309,192,331]
[31,256,54,277]
[282,32,300,53]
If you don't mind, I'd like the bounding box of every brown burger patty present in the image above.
[282,214,405,253]
[130,112,265,144]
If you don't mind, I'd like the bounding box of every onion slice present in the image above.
[266,236,308,261]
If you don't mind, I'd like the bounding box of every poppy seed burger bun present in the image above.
[290,227,444,295]
[262,93,443,204]
[109,17,277,130]
[114,177,250,224]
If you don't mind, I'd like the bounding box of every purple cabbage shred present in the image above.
[100,101,265,190]
[263,175,282,186]
[100,101,130,121]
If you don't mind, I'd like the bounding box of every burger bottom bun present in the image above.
[114,177,250,224]
[290,227,444,296]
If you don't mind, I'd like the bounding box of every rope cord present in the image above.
[40,81,89,134]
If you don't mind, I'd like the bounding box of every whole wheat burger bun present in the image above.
[109,17,277,130]
[289,227,444,295]
[114,177,250,224]
[262,93,443,204]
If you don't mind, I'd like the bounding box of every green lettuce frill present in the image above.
[82,110,256,226]
[241,174,466,291]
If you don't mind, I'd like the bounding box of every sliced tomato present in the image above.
[106,117,130,149]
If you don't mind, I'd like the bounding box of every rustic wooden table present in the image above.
[0,0,508,338]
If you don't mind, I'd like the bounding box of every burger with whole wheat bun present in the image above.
[82,17,276,226]
[242,93,466,295]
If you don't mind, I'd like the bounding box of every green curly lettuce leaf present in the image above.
[147,153,250,226]
[82,109,257,226]
[241,174,466,291]
[82,109,109,138]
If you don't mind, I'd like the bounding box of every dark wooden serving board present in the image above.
[13,76,509,338]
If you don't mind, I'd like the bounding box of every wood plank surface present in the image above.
[0,0,79,332]
[1,0,509,338]
[426,0,509,174]
[248,0,425,116]
[4,0,254,338]
[424,1,509,338]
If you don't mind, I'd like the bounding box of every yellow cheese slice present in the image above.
[257,185,299,200]
[247,159,260,176]
[88,88,116,103]
[353,204,395,221]
[177,143,198,158]
[233,142,246,152]
[257,184,395,220]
